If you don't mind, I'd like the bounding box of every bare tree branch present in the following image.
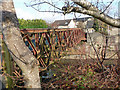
[100,0,114,14]
[25,1,62,11]
[87,29,103,68]
[27,0,120,28]
[63,6,120,28]
[30,5,63,13]
[72,0,99,11]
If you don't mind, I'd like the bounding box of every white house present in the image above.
[52,19,77,28]
[51,17,93,29]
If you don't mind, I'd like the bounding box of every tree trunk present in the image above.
[2,0,41,88]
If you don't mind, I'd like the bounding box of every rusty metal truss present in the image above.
[20,28,86,69]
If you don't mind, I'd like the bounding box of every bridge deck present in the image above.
[20,28,82,33]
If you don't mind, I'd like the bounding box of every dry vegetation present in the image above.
[41,58,120,89]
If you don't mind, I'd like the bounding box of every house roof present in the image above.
[52,19,71,26]
[73,17,92,22]
[52,17,92,27]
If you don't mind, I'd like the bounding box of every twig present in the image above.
[101,36,108,64]
[2,72,16,80]
[96,0,99,8]
[31,6,63,13]
[25,1,62,11]
[87,29,103,68]
[100,0,114,14]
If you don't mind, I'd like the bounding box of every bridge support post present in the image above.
[35,33,39,51]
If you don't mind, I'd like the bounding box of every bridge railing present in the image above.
[20,28,86,68]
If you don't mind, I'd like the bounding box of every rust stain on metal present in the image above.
[20,28,86,68]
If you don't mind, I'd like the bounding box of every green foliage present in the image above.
[93,18,99,32]
[93,18,108,34]
[18,19,48,29]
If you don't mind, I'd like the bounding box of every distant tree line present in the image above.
[18,19,48,29]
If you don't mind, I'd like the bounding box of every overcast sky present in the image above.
[13,0,119,23]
